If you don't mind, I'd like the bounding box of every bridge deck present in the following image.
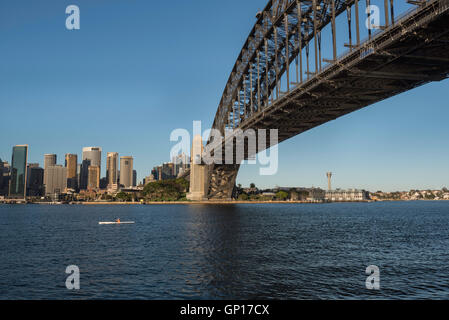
[237,1,449,148]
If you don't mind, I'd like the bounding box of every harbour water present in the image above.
[0,201,448,299]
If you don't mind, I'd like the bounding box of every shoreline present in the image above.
[1,199,448,205]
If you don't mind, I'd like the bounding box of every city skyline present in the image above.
[1,0,448,192]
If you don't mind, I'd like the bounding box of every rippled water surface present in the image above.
[1,201,449,299]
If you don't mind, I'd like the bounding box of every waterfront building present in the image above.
[79,159,90,190]
[44,154,57,169]
[144,174,156,185]
[9,145,28,199]
[76,163,82,189]
[107,184,119,194]
[100,177,108,189]
[43,154,57,187]
[120,156,133,188]
[82,147,102,168]
[0,159,10,196]
[161,162,176,180]
[307,188,326,201]
[133,170,137,187]
[150,168,158,181]
[325,189,370,201]
[80,147,102,190]
[106,152,119,187]
[172,153,190,177]
[87,166,100,189]
[45,165,67,196]
[65,154,78,190]
[26,164,44,197]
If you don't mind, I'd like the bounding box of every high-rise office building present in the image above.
[9,145,28,198]
[119,156,133,188]
[81,147,102,190]
[45,165,67,195]
[106,152,119,186]
[76,164,82,189]
[172,152,190,177]
[27,164,44,197]
[0,159,10,196]
[88,166,100,189]
[82,147,102,168]
[133,170,137,187]
[0,160,4,195]
[162,162,175,180]
[43,154,57,187]
[65,154,78,190]
[79,159,90,190]
[44,154,57,169]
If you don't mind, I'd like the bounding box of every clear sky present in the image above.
[1,0,448,192]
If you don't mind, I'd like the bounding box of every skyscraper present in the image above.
[79,159,90,190]
[44,154,57,169]
[88,166,100,189]
[82,147,102,168]
[106,152,118,186]
[0,160,10,196]
[65,154,78,190]
[172,152,190,177]
[43,154,56,187]
[133,170,137,187]
[45,165,67,195]
[9,145,28,199]
[120,156,133,188]
[27,165,44,197]
[0,159,4,195]
[80,147,102,190]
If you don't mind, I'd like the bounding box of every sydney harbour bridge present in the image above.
[184,0,449,200]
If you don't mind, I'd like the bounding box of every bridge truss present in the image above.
[198,0,449,199]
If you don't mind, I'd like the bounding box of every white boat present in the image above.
[99,221,135,225]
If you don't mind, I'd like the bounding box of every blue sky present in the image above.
[1,0,448,192]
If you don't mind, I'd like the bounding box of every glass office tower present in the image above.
[9,145,28,198]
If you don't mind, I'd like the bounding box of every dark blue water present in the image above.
[1,201,449,299]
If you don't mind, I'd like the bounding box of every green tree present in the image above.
[250,183,256,188]
[116,192,132,202]
[238,193,249,201]
[275,191,289,201]
[143,178,189,201]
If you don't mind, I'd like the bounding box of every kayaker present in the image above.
[116,218,121,224]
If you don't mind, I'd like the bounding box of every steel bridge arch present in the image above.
[211,0,359,136]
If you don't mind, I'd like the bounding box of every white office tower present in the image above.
[106,152,119,186]
[120,156,133,188]
[45,165,67,195]
[43,154,57,186]
[82,147,102,168]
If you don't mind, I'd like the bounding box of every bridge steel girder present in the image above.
[202,0,449,200]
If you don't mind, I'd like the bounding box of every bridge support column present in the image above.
[207,164,240,201]
[187,163,208,201]
[187,134,208,201]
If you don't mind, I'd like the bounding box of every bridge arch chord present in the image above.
[210,0,358,137]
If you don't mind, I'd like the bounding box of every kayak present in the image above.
[99,221,135,225]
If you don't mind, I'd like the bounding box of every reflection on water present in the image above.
[1,201,449,299]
